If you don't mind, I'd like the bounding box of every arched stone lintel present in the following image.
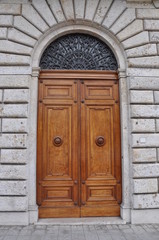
[32,23,126,71]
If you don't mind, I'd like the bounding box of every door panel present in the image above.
[37,79,80,218]
[80,79,121,217]
[37,71,121,218]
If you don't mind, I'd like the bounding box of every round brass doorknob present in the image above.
[95,136,105,147]
[53,136,63,147]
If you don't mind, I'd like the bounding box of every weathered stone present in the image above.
[32,0,56,27]
[8,28,36,48]
[60,0,74,20]
[0,4,21,15]
[130,90,154,103]
[94,0,113,24]
[133,179,158,194]
[131,119,155,133]
[132,133,159,147]
[0,15,13,27]
[122,32,149,49]
[0,75,30,88]
[144,20,159,30]
[132,148,157,163]
[74,0,85,19]
[0,104,28,117]
[131,105,159,118]
[153,0,159,8]
[1,149,27,164]
[14,16,42,39]
[0,40,32,55]
[127,68,159,77]
[139,61,159,72]
[4,89,29,103]
[137,9,159,19]
[0,165,27,179]
[22,4,48,32]
[2,119,27,133]
[110,8,136,34]
[0,181,27,195]
[0,134,27,148]
[102,0,126,28]
[117,20,143,41]
[129,77,159,90]
[0,90,3,102]
[133,164,159,177]
[85,0,100,21]
[0,197,27,211]
[150,32,159,42]
[154,91,159,103]
[0,53,30,66]
[126,44,157,58]
[0,66,31,75]
[134,194,159,209]
[0,28,7,39]
[47,0,65,23]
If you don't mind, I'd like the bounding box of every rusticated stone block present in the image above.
[129,77,159,90]
[132,148,157,163]
[14,16,41,39]
[0,181,27,195]
[150,32,159,42]
[122,32,149,49]
[126,44,157,58]
[2,119,27,133]
[0,165,27,179]
[0,40,32,55]
[0,28,7,39]
[132,134,159,147]
[0,104,28,117]
[144,20,159,30]
[133,164,159,178]
[131,119,155,133]
[131,105,159,118]
[130,90,153,103]
[133,194,159,209]
[0,75,30,88]
[133,179,158,194]
[4,89,29,103]
[0,15,13,27]
[0,197,27,211]
[137,9,159,19]
[1,149,27,164]
[0,134,27,148]
[0,4,21,15]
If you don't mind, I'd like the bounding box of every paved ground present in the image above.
[0,224,159,240]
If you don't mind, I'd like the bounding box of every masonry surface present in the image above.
[0,0,159,225]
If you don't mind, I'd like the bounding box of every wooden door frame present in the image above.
[37,70,121,218]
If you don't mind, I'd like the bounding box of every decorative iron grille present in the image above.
[40,33,118,70]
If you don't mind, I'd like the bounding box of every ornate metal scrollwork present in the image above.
[40,34,118,70]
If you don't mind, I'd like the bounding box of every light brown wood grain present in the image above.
[37,71,121,218]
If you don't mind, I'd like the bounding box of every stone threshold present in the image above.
[36,217,126,225]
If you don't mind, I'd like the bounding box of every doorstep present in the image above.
[36,217,126,225]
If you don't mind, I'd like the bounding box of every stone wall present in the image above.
[0,0,159,224]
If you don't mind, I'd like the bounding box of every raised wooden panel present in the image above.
[37,71,121,218]
[85,82,114,100]
[45,105,72,178]
[42,80,75,99]
[86,106,114,178]
[87,186,116,201]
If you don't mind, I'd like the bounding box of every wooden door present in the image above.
[37,71,121,218]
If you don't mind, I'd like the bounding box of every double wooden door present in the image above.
[37,71,121,218]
